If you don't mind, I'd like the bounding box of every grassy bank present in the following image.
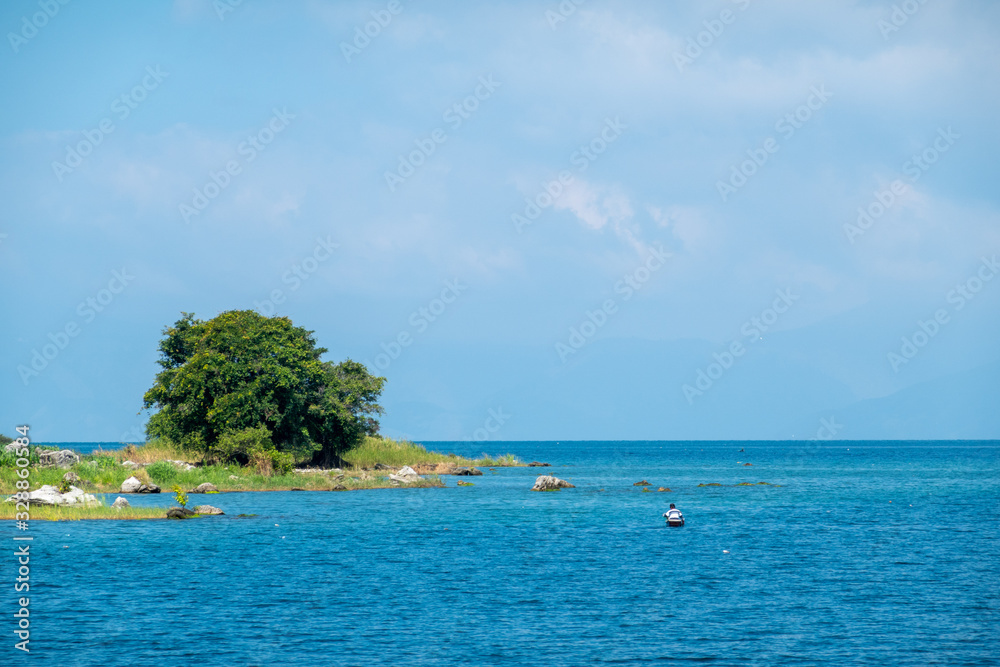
[0,504,168,521]
[0,435,515,497]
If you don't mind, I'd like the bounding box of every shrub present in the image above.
[146,461,178,485]
[172,484,188,507]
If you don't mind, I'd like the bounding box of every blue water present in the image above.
[7,441,999,666]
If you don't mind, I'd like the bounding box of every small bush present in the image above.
[146,461,178,484]
[172,484,188,507]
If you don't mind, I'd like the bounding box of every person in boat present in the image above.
[663,503,684,526]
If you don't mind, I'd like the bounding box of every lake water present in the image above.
[9,441,999,666]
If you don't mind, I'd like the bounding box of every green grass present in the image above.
[342,436,523,469]
[0,503,167,521]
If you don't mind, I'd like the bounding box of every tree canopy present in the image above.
[142,310,385,467]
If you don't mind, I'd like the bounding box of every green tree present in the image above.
[142,310,385,467]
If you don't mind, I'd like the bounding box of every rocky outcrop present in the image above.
[389,466,422,483]
[193,505,223,515]
[8,485,97,506]
[527,461,551,467]
[531,475,575,491]
[657,487,671,492]
[3,442,23,455]
[191,483,218,494]
[452,467,483,476]
[633,480,651,486]
[120,476,160,494]
[38,449,80,468]
[166,507,196,519]
[111,497,130,509]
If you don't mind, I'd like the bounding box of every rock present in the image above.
[166,459,196,471]
[62,471,81,484]
[38,449,80,468]
[633,480,651,486]
[373,463,392,470]
[3,442,23,455]
[111,497,130,509]
[193,505,224,515]
[122,460,138,468]
[120,476,160,493]
[531,475,575,491]
[332,485,347,491]
[389,466,422,484]
[452,467,483,476]
[192,482,218,494]
[229,475,240,480]
[121,476,143,493]
[457,481,474,486]
[657,487,671,492]
[743,462,753,466]
[7,485,97,507]
[166,507,196,519]
[527,461,551,467]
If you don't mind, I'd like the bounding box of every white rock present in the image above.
[121,476,143,493]
[6,485,98,506]
[122,460,138,468]
[111,496,130,509]
[389,466,422,483]
[531,475,575,491]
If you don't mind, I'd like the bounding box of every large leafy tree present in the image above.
[142,310,385,466]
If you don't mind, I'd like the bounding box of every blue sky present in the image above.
[2,0,998,443]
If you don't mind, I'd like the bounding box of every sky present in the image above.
[1,0,998,444]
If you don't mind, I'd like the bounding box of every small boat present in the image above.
[665,518,684,527]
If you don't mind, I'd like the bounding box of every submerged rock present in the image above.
[531,475,575,491]
[193,505,224,515]
[658,487,671,492]
[111,496,130,509]
[38,449,80,468]
[457,481,474,486]
[7,485,98,506]
[633,480,651,486]
[527,461,551,467]
[192,482,219,494]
